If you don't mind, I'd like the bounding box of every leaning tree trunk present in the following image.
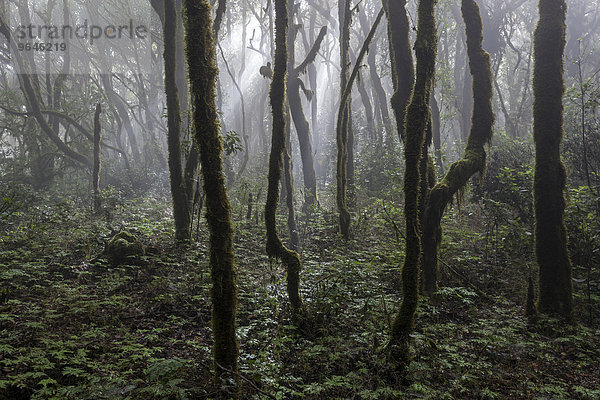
[387,0,437,368]
[421,0,495,294]
[532,0,573,318]
[165,0,192,243]
[265,0,303,320]
[288,77,318,207]
[287,25,327,208]
[183,0,239,396]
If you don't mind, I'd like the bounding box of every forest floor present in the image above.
[0,194,599,399]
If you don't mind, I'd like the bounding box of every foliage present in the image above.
[355,140,404,201]
[223,130,244,156]
[565,185,600,325]
[1,191,598,398]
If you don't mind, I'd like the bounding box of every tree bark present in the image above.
[184,0,239,396]
[287,25,326,208]
[533,0,573,319]
[93,104,102,212]
[387,0,437,369]
[165,0,192,243]
[265,0,304,320]
[421,0,495,294]
[383,0,414,143]
[337,0,352,239]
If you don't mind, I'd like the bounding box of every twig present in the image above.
[213,361,278,400]
[439,259,493,301]
[382,201,405,242]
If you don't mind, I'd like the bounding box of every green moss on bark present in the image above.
[265,0,304,319]
[532,0,573,319]
[164,0,191,243]
[184,0,239,395]
[336,0,352,239]
[421,0,495,294]
[388,0,437,368]
[383,0,414,142]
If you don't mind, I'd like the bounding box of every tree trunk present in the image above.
[93,104,102,212]
[421,0,495,294]
[308,12,319,153]
[165,0,191,243]
[337,0,352,238]
[387,0,437,369]
[265,0,304,320]
[288,78,318,207]
[184,0,239,396]
[431,93,443,175]
[383,0,414,144]
[287,19,326,208]
[355,66,376,140]
[533,0,573,319]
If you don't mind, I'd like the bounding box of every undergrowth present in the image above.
[0,191,599,399]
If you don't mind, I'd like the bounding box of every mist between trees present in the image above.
[0,0,599,399]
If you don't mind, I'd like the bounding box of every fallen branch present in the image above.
[439,258,492,301]
[213,361,278,400]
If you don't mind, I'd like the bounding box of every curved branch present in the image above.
[421,0,495,293]
[0,105,127,158]
[294,26,327,75]
[338,8,384,114]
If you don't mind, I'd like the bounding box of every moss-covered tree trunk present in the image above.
[183,0,239,395]
[532,0,573,318]
[266,0,303,319]
[383,0,414,143]
[421,0,495,294]
[337,0,352,239]
[164,0,192,243]
[387,0,437,367]
[93,104,102,213]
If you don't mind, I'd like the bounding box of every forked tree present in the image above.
[383,0,413,143]
[421,0,495,293]
[387,0,437,367]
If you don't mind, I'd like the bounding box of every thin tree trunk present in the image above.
[93,104,102,212]
[383,0,414,144]
[355,65,376,139]
[287,25,326,208]
[265,0,304,320]
[431,93,443,174]
[387,0,437,368]
[337,0,352,238]
[165,0,192,243]
[308,11,319,153]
